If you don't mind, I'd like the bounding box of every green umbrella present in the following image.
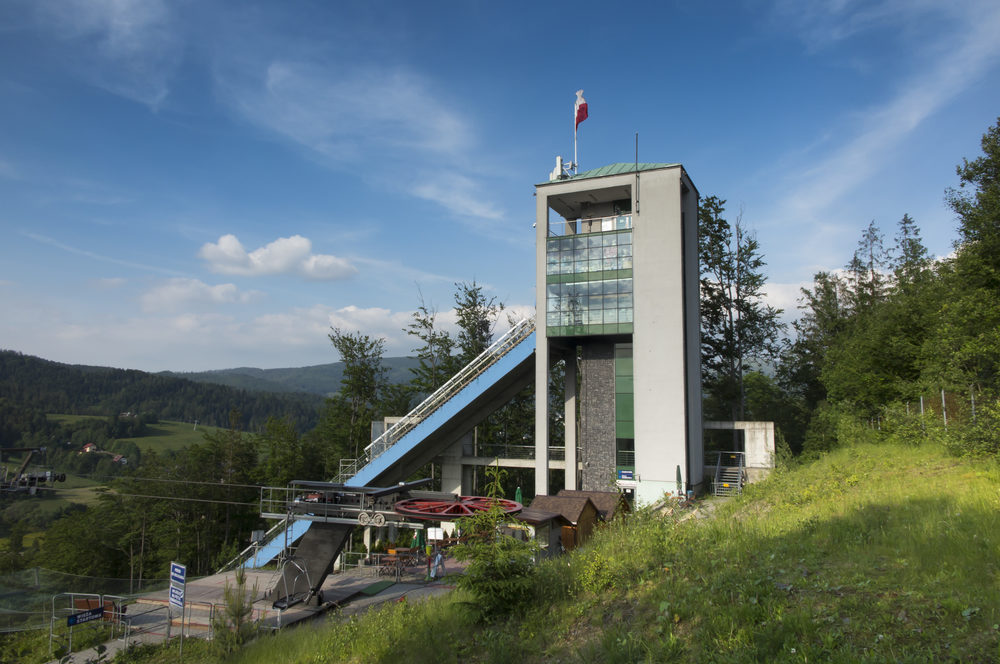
[514,486,523,505]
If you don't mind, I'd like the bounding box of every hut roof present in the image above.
[528,495,597,525]
[556,490,630,521]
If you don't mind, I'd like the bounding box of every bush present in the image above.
[947,398,1000,456]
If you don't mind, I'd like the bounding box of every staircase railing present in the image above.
[711,450,746,496]
[338,318,535,483]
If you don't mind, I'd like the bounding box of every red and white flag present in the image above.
[575,89,588,130]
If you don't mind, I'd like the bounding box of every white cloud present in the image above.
[198,234,357,280]
[766,1,1000,229]
[140,278,258,313]
[409,171,505,221]
[214,55,505,222]
[31,0,181,107]
[219,60,472,161]
[23,231,184,276]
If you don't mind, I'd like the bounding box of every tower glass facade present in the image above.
[545,215,634,336]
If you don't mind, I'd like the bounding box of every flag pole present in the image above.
[573,103,578,173]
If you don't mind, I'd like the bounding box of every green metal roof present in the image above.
[541,162,680,185]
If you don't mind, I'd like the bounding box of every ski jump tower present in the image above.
[533,162,702,504]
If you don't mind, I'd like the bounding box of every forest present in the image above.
[0,116,997,621]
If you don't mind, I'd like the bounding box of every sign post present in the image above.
[169,561,186,658]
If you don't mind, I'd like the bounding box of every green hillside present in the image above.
[163,356,421,396]
[130,439,998,663]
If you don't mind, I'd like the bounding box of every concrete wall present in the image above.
[631,167,700,503]
[703,420,776,483]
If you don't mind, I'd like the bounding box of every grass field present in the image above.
[119,420,220,453]
[46,414,219,453]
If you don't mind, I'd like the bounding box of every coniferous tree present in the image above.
[327,328,388,460]
[699,196,784,422]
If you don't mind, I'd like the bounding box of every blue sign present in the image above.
[67,607,104,627]
[168,584,185,609]
[618,470,634,480]
[170,562,186,585]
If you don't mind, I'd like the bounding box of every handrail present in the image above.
[338,318,535,482]
[216,515,289,574]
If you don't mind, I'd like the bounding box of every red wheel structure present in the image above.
[394,496,523,520]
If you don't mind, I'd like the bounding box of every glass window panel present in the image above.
[616,216,628,230]
[620,308,633,323]
[618,244,632,258]
[584,247,599,260]
[573,236,587,250]
[571,259,584,274]
[616,421,635,438]
[616,392,634,414]
[587,235,602,248]
[546,238,560,252]
[547,312,560,327]
[603,258,617,271]
[586,309,603,325]
[619,293,633,308]
[619,278,633,293]
[603,245,617,258]
[603,234,617,247]
[621,231,632,244]
[604,308,619,323]
[621,256,632,269]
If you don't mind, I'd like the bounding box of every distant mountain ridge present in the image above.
[161,356,421,396]
[0,350,327,431]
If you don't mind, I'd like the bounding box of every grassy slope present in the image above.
[124,440,1000,664]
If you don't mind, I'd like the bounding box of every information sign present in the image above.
[67,606,104,627]
[169,560,186,610]
[170,561,187,585]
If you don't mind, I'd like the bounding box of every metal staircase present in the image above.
[712,450,746,496]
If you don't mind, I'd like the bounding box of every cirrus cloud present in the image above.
[198,234,357,280]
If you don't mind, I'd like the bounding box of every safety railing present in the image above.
[338,318,535,482]
[216,516,291,573]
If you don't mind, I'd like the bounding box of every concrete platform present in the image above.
[49,559,465,663]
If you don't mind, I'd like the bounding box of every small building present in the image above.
[528,495,600,551]
[81,443,97,454]
[511,508,571,558]
[556,489,631,522]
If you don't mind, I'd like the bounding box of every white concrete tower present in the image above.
[533,163,702,504]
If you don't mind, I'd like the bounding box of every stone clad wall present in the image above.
[580,341,616,490]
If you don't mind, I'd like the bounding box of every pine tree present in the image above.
[699,196,784,421]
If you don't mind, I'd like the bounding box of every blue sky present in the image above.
[1,0,998,371]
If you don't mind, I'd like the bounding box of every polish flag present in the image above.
[575,90,588,130]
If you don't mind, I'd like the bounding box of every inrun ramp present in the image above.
[238,319,536,572]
